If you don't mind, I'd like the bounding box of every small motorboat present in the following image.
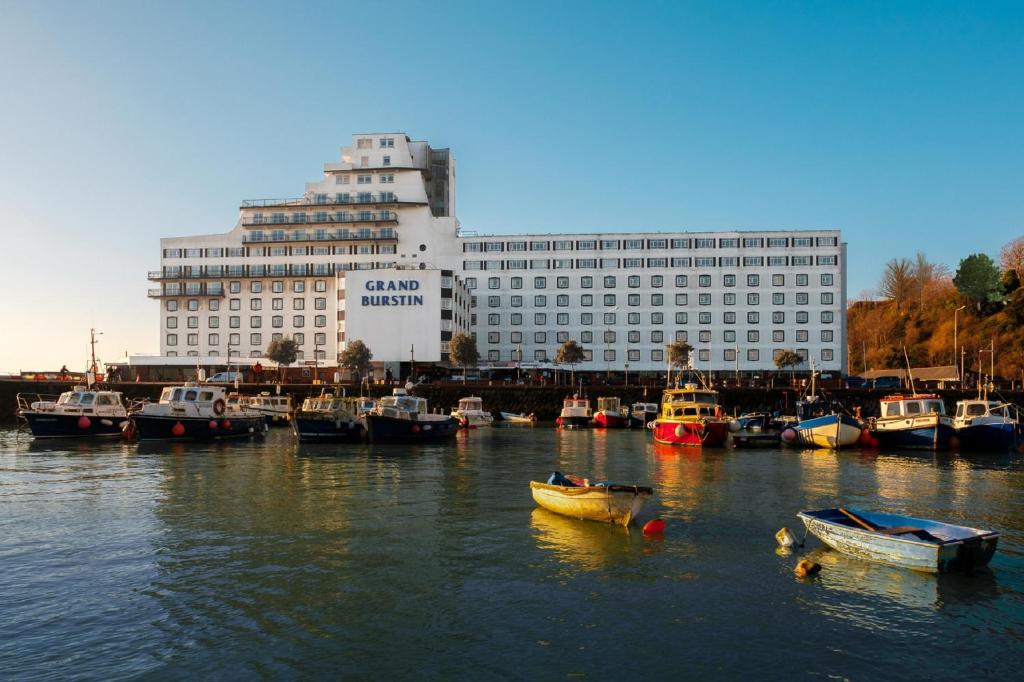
[729,412,786,448]
[651,383,730,446]
[17,386,129,439]
[500,411,537,424]
[530,473,652,526]
[592,396,628,428]
[130,382,266,441]
[780,370,862,449]
[292,393,373,443]
[241,392,294,426]
[629,402,659,429]
[869,394,955,450]
[555,395,592,428]
[953,398,1022,451]
[798,507,999,573]
[365,388,460,443]
[451,396,494,428]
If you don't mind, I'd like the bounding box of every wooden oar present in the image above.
[838,507,878,531]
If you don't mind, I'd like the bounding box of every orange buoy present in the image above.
[642,518,666,535]
[171,421,185,437]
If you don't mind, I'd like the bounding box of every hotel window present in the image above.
[534,350,547,361]
[209,317,219,329]
[772,311,785,324]
[229,333,240,346]
[534,295,547,307]
[695,257,716,267]
[698,275,711,287]
[792,237,813,247]
[510,295,522,307]
[743,238,763,248]
[796,293,809,305]
[465,277,477,289]
[651,312,664,324]
[649,239,668,249]
[723,312,736,324]
[675,312,688,324]
[671,257,692,267]
[488,332,500,344]
[165,300,178,312]
[577,258,597,269]
[604,294,616,306]
[821,311,834,323]
[382,155,391,166]
[488,296,500,308]
[792,256,813,266]
[270,298,283,311]
[816,237,838,247]
[699,330,711,343]
[229,316,240,328]
[581,330,593,343]
[671,238,691,249]
[292,315,303,327]
[530,241,549,251]
[187,316,199,328]
[379,137,394,148]
[747,349,759,362]
[315,298,326,310]
[821,349,834,362]
[229,281,242,294]
[272,316,283,328]
[534,277,547,288]
[229,299,241,311]
[511,313,522,325]
[293,299,304,311]
[624,258,643,268]
[250,282,262,293]
[723,274,736,287]
[699,312,712,324]
[773,330,784,342]
[675,275,688,287]
[272,281,284,293]
[747,293,760,305]
[821,293,834,305]
[187,299,199,311]
[554,240,573,251]
[651,275,664,288]
[166,317,178,329]
[488,313,500,325]
[648,258,668,268]
[650,293,663,306]
[293,281,305,293]
[250,299,261,311]
[603,276,617,288]
[535,332,547,343]
[505,277,520,290]
[357,175,372,184]
[624,239,644,250]
[604,312,616,325]
[817,255,839,266]
[314,316,326,327]
[581,313,593,325]
[720,257,739,267]
[535,313,547,325]
[250,315,262,328]
[747,274,760,287]
[314,333,326,346]
[554,276,569,289]
[821,330,834,342]
[166,333,177,346]
[466,244,484,255]
[747,330,760,342]
[652,349,664,361]
[577,240,597,250]
[676,330,688,342]
[628,275,641,288]
[796,311,809,324]
[698,349,710,362]
[724,349,737,362]
[821,273,834,286]
[767,237,788,247]
[250,333,262,346]
[601,239,620,249]
[507,241,527,252]
[628,312,640,325]
[747,312,759,324]
[485,243,503,253]
[554,331,568,343]
[772,293,784,306]
[557,313,569,325]
[530,259,549,269]
[699,294,711,306]
[723,330,736,342]
[796,330,809,342]
[557,295,569,307]
[651,330,664,343]
[380,175,394,184]
[744,256,764,267]
[719,238,739,248]
[488,277,500,289]
[580,276,593,288]
[628,294,641,306]
[768,256,787,266]
[208,333,219,346]
[294,333,305,346]
[695,238,715,249]
[510,331,523,344]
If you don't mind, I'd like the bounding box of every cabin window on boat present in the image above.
[200,392,214,401]
[905,402,923,415]
[184,390,198,402]
[65,393,82,405]
[883,402,900,417]
[926,401,944,414]
[170,389,184,402]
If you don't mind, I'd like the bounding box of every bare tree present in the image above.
[913,252,951,309]
[879,258,915,312]
[1001,236,1024,283]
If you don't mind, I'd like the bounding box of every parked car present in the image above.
[206,371,243,384]
[842,376,866,389]
[871,376,902,390]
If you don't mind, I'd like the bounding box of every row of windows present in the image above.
[462,236,839,252]
[475,347,836,363]
[466,273,835,289]
[165,293,329,312]
[168,315,329,330]
[166,332,328,348]
[484,328,834,344]
[480,309,836,326]
[163,245,391,259]
[248,201,398,224]
[463,255,838,270]
[474,292,835,307]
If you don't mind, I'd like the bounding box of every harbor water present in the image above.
[1,425,1022,679]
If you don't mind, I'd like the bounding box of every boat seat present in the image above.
[877,526,942,542]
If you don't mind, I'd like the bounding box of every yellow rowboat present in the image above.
[529,480,653,526]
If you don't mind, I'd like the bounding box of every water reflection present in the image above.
[530,508,634,572]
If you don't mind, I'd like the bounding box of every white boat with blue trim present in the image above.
[869,393,955,450]
[798,507,998,573]
[953,398,1022,452]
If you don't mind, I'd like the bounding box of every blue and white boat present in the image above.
[292,393,375,443]
[798,508,999,573]
[953,398,1022,452]
[365,388,460,443]
[17,386,129,439]
[781,397,863,449]
[870,394,955,450]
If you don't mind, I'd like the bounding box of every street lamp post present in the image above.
[313,340,321,385]
[954,305,966,383]
[624,360,629,386]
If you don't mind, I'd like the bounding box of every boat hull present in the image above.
[529,481,651,526]
[593,412,628,428]
[955,422,1022,451]
[365,414,460,443]
[652,419,730,447]
[132,414,266,441]
[628,411,658,429]
[798,509,998,573]
[785,414,862,449]
[872,420,956,450]
[292,417,365,443]
[556,415,591,428]
[21,411,128,439]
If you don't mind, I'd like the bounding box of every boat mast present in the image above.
[89,328,101,387]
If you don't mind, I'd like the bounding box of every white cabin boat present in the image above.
[242,392,294,426]
[451,396,494,427]
[131,382,266,441]
[870,394,955,450]
[556,395,592,428]
[953,399,1021,451]
[17,386,129,438]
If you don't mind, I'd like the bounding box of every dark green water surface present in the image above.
[1,426,1022,679]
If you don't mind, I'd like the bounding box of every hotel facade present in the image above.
[147,132,847,378]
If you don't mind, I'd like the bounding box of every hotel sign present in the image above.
[361,280,424,306]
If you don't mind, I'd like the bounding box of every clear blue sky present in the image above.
[1,0,1021,371]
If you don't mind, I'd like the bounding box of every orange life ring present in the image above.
[213,399,226,416]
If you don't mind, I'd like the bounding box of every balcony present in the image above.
[148,269,228,280]
[242,211,399,228]
[242,227,399,244]
[147,283,226,298]
[240,195,423,209]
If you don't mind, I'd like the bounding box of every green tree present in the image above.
[954,253,1004,311]
[774,349,803,386]
[449,333,480,383]
[339,339,373,383]
[555,339,586,386]
[666,340,693,385]
[265,337,298,382]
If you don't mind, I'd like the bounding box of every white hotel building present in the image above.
[148,132,847,378]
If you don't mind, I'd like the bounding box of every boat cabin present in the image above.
[562,396,592,412]
[879,395,947,419]
[660,383,720,419]
[158,383,226,406]
[378,391,430,418]
[596,397,622,413]
[26,387,125,414]
[631,402,658,414]
[456,397,484,413]
[298,394,363,414]
[954,399,1012,426]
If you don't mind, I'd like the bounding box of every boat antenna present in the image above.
[902,344,917,395]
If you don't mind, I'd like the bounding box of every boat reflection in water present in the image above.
[529,508,635,572]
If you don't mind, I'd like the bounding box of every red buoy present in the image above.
[642,518,666,535]
[171,421,185,437]
[209,420,218,429]
[411,424,420,433]
[77,416,91,429]
[222,419,231,430]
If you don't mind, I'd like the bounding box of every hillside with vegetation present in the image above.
[847,236,1024,382]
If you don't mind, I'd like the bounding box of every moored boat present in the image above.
[17,387,129,439]
[781,396,862,449]
[592,396,628,428]
[629,402,659,429]
[365,388,460,443]
[130,383,266,441]
[556,395,592,428]
[869,394,955,450]
[500,411,537,424]
[729,412,786,448]
[242,392,294,426]
[451,396,494,428]
[292,393,372,442]
[953,398,1022,451]
[798,507,999,573]
[651,383,730,447]
[530,473,652,526]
